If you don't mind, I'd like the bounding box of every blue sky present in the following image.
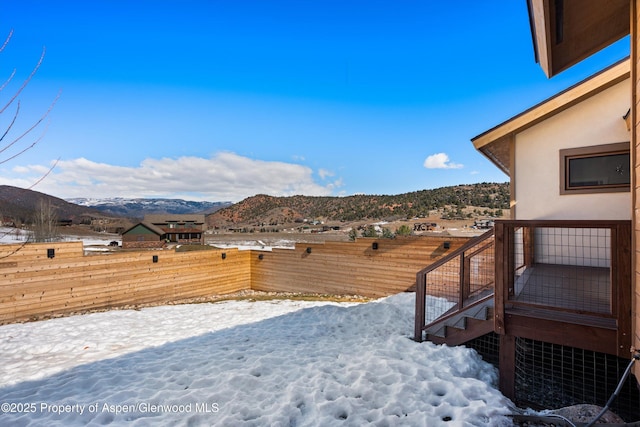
[0,1,630,202]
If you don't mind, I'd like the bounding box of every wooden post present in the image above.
[523,225,534,267]
[631,0,640,382]
[494,221,506,335]
[499,333,516,400]
[615,221,633,357]
[461,253,470,307]
[414,271,426,342]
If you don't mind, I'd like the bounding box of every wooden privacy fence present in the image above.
[0,235,469,324]
[0,242,251,324]
[251,237,468,297]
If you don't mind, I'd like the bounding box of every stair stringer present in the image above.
[423,295,495,346]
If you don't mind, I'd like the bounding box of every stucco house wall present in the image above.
[514,79,631,221]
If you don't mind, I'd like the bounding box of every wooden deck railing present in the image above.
[414,219,632,354]
[493,220,632,353]
[414,229,495,341]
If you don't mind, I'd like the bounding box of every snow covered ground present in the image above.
[209,238,296,251]
[0,226,297,252]
[0,226,30,244]
[0,293,515,426]
[0,227,119,250]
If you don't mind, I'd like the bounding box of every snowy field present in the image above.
[0,227,120,251]
[0,293,515,426]
[0,226,299,252]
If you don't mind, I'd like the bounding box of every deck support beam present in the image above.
[499,334,516,400]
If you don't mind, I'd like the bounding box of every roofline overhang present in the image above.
[471,58,630,175]
[527,0,552,77]
[527,0,629,78]
[122,222,167,236]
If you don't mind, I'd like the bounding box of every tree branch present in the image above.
[0,45,45,115]
[0,90,60,158]
[0,68,17,93]
[28,157,60,189]
[0,101,20,144]
[0,29,13,54]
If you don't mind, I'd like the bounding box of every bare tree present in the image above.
[0,29,60,256]
[13,219,23,241]
[1,30,60,179]
[31,199,58,242]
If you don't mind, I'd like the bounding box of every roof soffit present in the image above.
[528,0,629,78]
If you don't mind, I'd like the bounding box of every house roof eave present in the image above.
[528,0,629,78]
[477,136,511,176]
[471,58,629,174]
[527,0,553,77]
[122,222,166,237]
[144,214,205,224]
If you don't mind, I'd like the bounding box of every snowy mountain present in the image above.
[67,197,232,219]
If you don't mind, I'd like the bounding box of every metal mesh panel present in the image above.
[424,254,461,315]
[466,332,500,368]
[511,227,612,314]
[464,334,640,421]
[466,242,495,302]
[514,338,640,422]
[423,234,495,314]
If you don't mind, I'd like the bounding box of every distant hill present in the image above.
[0,183,509,229]
[68,197,232,219]
[0,185,113,224]
[207,182,509,228]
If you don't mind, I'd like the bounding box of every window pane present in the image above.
[568,153,630,188]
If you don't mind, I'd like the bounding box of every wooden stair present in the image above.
[414,228,496,344]
[423,295,495,346]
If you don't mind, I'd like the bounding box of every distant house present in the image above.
[121,222,167,249]
[472,219,494,230]
[143,214,206,245]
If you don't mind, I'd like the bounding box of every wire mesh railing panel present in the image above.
[534,227,611,268]
[467,243,495,302]
[422,257,462,322]
[415,230,495,340]
[509,226,612,314]
[424,234,495,309]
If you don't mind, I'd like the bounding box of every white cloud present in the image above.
[423,153,463,169]
[318,168,334,180]
[5,152,338,202]
[326,177,344,191]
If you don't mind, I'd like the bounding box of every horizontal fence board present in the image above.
[0,236,466,323]
[250,237,468,298]
[0,244,252,323]
[0,242,85,261]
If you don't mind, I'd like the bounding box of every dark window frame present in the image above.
[559,142,630,195]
